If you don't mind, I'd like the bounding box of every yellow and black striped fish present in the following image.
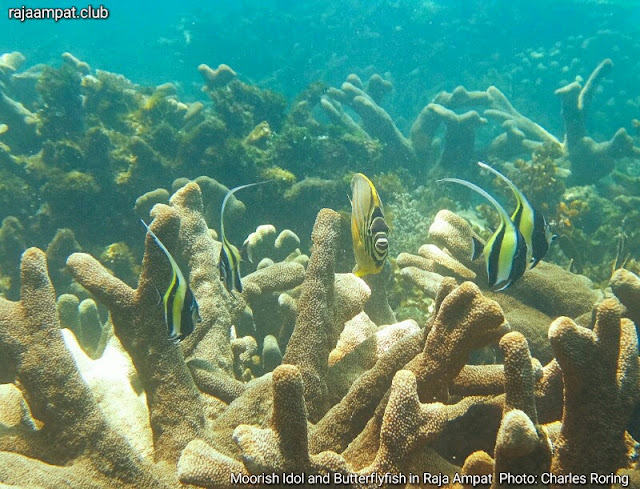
[219,181,272,293]
[478,162,556,268]
[141,220,199,342]
[350,173,389,277]
[438,178,528,291]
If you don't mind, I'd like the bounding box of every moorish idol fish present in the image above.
[219,181,272,293]
[478,162,556,268]
[438,178,528,291]
[350,173,390,277]
[141,220,200,342]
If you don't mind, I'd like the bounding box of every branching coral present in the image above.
[66,185,209,464]
[282,208,341,421]
[549,299,639,478]
[1,195,639,487]
[2,47,640,489]
[555,59,640,185]
[399,208,602,360]
[0,249,167,487]
[320,60,637,185]
[610,268,640,327]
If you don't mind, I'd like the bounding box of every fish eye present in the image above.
[375,237,388,251]
[551,234,558,242]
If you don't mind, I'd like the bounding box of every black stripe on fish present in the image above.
[510,231,529,286]
[511,200,524,229]
[141,219,198,343]
[487,223,528,291]
[165,269,179,340]
[487,224,506,288]
[218,180,273,294]
[369,214,389,265]
[180,288,198,340]
[219,238,243,293]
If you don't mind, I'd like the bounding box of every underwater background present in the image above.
[1,0,640,488]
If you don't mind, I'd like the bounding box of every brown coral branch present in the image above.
[555,59,640,184]
[343,281,507,467]
[450,364,505,397]
[409,281,508,402]
[492,332,551,484]
[549,299,639,480]
[283,208,341,422]
[67,185,208,464]
[310,329,425,454]
[610,268,640,327]
[0,248,164,487]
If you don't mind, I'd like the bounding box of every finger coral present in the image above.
[0,249,167,487]
[1,196,638,487]
[549,299,639,478]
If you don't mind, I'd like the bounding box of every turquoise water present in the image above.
[4,1,640,104]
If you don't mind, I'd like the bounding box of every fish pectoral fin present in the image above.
[471,236,484,261]
[240,241,251,263]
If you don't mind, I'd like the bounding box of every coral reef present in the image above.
[1,48,637,294]
[554,59,640,185]
[398,208,602,362]
[2,181,637,487]
[1,44,639,488]
[318,60,639,185]
[0,249,167,487]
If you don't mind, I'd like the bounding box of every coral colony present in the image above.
[0,49,639,488]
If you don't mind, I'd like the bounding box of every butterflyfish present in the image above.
[438,178,528,291]
[478,162,556,268]
[219,181,272,293]
[350,173,390,277]
[141,220,199,342]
